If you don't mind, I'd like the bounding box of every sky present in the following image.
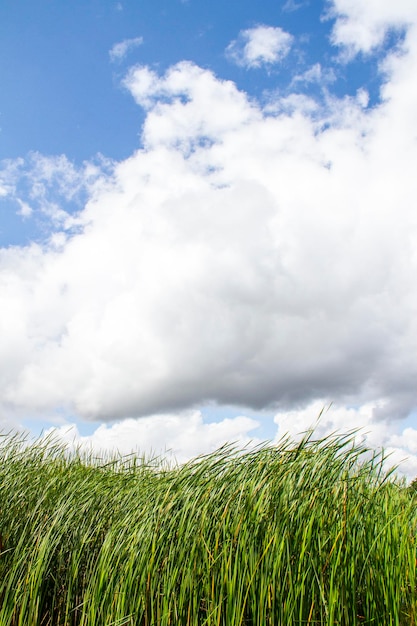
[1,0,417,476]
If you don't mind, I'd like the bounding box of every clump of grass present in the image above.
[0,429,416,625]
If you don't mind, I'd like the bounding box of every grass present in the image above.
[0,429,416,625]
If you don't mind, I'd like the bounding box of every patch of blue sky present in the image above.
[0,1,144,162]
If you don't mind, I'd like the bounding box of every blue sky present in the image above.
[1,0,417,475]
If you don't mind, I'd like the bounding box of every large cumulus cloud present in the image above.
[1,1,417,466]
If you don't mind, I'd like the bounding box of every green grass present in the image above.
[0,429,416,625]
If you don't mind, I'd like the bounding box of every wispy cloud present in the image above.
[290,62,336,87]
[226,25,293,68]
[16,199,33,218]
[109,36,143,62]
[282,0,309,13]
[0,152,113,237]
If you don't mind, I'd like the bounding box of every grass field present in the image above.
[0,429,416,625]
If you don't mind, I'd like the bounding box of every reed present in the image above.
[0,429,416,625]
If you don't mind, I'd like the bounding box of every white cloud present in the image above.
[109,37,143,62]
[327,0,416,56]
[44,411,261,464]
[226,25,293,68]
[123,61,258,143]
[1,4,417,481]
[2,45,417,423]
